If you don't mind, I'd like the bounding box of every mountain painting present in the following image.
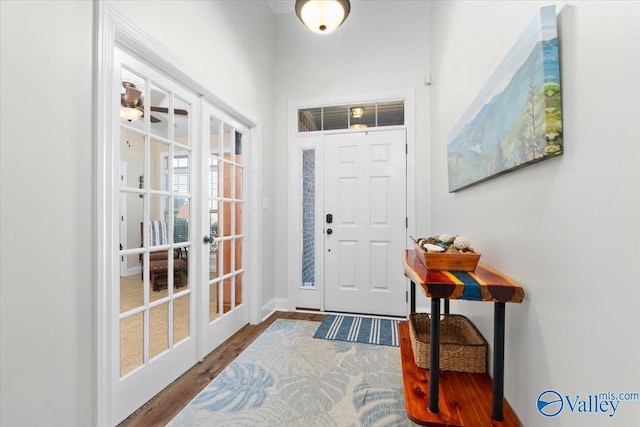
[447,5,562,192]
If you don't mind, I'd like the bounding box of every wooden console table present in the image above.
[402,249,524,426]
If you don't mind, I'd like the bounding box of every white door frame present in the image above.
[286,90,417,314]
[93,3,262,426]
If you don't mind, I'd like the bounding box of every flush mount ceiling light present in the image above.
[295,0,351,34]
[351,107,364,118]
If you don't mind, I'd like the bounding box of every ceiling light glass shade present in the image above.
[120,106,143,122]
[295,0,351,34]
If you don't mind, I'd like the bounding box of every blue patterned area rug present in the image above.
[313,315,401,347]
[168,319,417,426]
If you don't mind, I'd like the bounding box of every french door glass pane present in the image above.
[235,166,243,199]
[120,273,143,314]
[221,201,233,237]
[148,195,170,247]
[149,303,169,359]
[175,96,190,147]
[222,123,234,163]
[235,131,243,165]
[235,202,243,235]
[150,139,169,191]
[234,237,243,271]
[209,282,219,322]
[223,162,232,199]
[120,68,145,132]
[222,239,232,276]
[235,273,243,307]
[223,277,233,314]
[175,197,189,243]
[120,131,145,188]
[174,295,190,343]
[122,193,144,251]
[120,313,143,377]
[149,81,170,140]
[173,153,190,195]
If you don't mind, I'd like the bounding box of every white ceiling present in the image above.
[266,0,295,15]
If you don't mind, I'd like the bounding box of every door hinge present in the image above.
[406,217,408,228]
[406,290,408,302]
[405,143,408,154]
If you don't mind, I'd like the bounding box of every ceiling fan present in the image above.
[120,81,188,123]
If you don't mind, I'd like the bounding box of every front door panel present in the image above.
[324,130,407,316]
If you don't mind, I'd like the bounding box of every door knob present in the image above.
[326,228,333,235]
[204,235,212,244]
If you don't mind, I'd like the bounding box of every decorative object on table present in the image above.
[447,5,562,192]
[410,235,481,271]
[408,313,487,373]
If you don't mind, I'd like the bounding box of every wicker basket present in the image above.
[408,313,487,373]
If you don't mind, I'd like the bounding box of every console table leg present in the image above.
[429,298,441,413]
[410,281,416,314]
[493,302,505,421]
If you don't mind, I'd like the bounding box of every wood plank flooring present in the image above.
[118,311,325,427]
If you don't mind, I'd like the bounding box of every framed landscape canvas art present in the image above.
[447,5,562,192]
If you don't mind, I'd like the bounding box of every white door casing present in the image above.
[287,91,417,317]
[324,130,407,316]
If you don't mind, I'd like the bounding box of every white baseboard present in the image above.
[261,297,288,321]
[124,266,141,277]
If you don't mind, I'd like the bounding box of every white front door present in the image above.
[324,130,407,316]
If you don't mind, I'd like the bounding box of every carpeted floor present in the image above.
[168,319,418,426]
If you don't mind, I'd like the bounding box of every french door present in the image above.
[112,48,248,424]
[200,103,249,355]
[114,48,198,424]
[324,130,407,316]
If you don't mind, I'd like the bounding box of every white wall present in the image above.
[274,0,432,301]
[0,1,276,426]
[0,1,94,426]
[430,1,640,425]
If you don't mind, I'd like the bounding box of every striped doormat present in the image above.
[313,314,400,347]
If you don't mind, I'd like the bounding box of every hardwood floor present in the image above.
[118,311,325,427]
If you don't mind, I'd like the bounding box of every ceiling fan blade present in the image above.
[150,106,189,116]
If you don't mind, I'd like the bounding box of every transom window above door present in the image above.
[298,100,405,132]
